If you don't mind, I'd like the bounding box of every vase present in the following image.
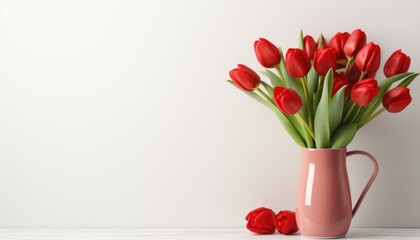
[296,148,378,238]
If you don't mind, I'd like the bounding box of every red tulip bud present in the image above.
[275,210,299,235]
[329,32,350,61]
[343,29,367,58]
[274,86,303,114]
[254,38,281,68]
[314,46,337,76]
[229,64,261,91]
[356,42,381,74]
[382,87,412,113]
[332,72,348,97]
[383,50,411,78]
[285,48,311,78]
[351,78,380,106]
[303,35,317,60]
[245,207,276,234]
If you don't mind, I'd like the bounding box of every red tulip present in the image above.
[356,42,381,74]
[285,48,311,78]
[254,38,281,68]
[314,46,337,76]
[384,50,411,77]
[303,35,317,60]
[350,78,380,106]
[382,87,412,113]
[229,64,261,91]
[274,86,303,114]
[343,29,367,58]
[275,210,298,235]
[332,72,348,97]
[245,207,276,234]
[329,32,350,61]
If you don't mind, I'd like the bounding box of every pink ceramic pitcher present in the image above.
[296,148,378,238]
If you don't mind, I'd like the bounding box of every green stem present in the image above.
[300,77,313,130]
[343,102,356,123]
[317,76,324,94]
[344,57,355,75]
[296,112,316,140]
[359,71,367,81]
[314,76,325,111]
[348,106,361,124]
[256,88,274,104]
[275,65,286,86]
[357,107,386,130]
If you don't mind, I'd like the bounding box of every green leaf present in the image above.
[260,69,284,87]
[397,73,419,87]
[317,33,325,48]
[313,75,324,112]
[329,86,346,135]
[331,124,357,148]
[261,81,274,98]
[299,29,304,49]
[227,80,306,147]
[379,72,414,88]
[307,67,319,99]
[314,69,333,148]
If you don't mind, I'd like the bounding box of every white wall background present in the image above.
[0,0,419,228]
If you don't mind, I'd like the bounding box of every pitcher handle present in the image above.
[346,150,379,218]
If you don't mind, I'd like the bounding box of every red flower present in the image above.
[356,42,381,74]
[275,210,299,235]
[229,64,261,91]
[384,50,411,78]
[351,78,380,106]
[285,48,311,78]
[329,32,350,61]
[332,72,348,97]
[245,207,276,234]
[254,38,281,68]
[343,29,367,58]
[382,87,412,113]
[314,46,337,76]
[274,86,303,114]
[303,35,317,60]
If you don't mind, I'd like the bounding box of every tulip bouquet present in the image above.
[228,29,418,148]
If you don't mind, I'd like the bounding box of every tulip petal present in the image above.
[331,124,357,148]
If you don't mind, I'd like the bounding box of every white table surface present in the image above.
[0,228,419,240]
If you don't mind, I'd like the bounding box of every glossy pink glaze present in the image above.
[296,148,378,238]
